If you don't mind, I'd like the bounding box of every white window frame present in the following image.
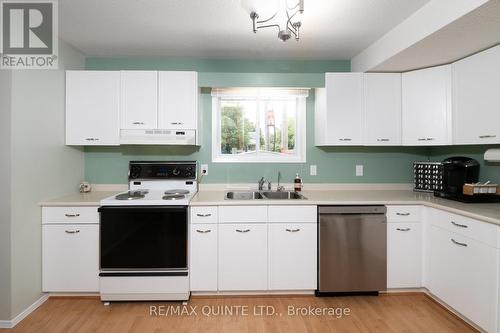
[212,88,307,163]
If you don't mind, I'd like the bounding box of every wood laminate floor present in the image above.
[1,294,476,333]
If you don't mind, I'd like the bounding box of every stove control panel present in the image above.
[128,161,197,180]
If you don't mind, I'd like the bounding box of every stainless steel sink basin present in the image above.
[261,191,307,200]
[225,191,264,200]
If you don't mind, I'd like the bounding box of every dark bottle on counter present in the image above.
[294,173,302,192]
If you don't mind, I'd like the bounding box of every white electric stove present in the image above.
[99,161,197,302]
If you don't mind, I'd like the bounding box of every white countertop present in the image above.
[40,189,500,226]
[39,191,119,207]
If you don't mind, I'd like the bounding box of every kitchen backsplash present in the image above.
[83,57,500,185]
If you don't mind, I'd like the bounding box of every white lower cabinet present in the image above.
[189,224,218,291]
[42,224,99,292]
[387,222,422,288]
[218,224,268,291]
[427,217,499,332]
[268,223,317,290]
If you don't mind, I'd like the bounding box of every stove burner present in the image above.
[162,194,186,200]
[164,189,190,195]
[115,190,148,200]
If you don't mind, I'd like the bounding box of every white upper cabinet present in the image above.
[158,71,198,130]
[402,65,452,146]
[363,73,402,145]
[65,71,120,146]
[453,45,500,145]
[120,71,158,129]
[315,73,364,146]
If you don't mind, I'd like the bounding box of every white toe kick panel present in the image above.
[99,275,189,301]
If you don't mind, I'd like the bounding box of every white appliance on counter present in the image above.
[99,161,197,301]
[484,149,500,162]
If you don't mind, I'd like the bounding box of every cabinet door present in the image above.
[269,223,316,290]
[218,224,267,291]
[65,71,120,145]
[190,224,218,291]
[453,45,500,144]
[364,73,402,145]
[120,71,158,129]
[42,224,99,292]
[402,65,452,145]
[428,225,498,332]
[158,71,198,129]
[387,222,421,288]
[316,73,363,145]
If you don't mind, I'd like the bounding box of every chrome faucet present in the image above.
[258,177,271,191]
[277,172,285,192]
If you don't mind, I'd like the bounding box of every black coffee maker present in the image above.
[434,156,489,202]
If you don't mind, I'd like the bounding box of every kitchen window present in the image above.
[211,88,308,163]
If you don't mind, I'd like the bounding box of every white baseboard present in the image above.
[0,294,49,329]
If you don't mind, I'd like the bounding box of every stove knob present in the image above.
[130,166,141,179]
[172,168,181,176]
[185,167,194,177]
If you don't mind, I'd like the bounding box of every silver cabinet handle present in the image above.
[377,138,390,142]
[85,138,99,141]
[451,221,468,228]
[132,121,144,125]
[479,135,496,139]
[236,229,250,233]
[65,230,80,234]
[339,138,352,141]
[196,229,211,233]
[65,213,80,217]
[451,238,468,247]
[396,212,410,216]
[286,228,301,233]
[196,213,212,217]
[396,228,411,232]
[171,122,184,125]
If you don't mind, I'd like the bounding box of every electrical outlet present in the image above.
[310,165,317,176]
[356,165,364,177]
[201,164,208,176]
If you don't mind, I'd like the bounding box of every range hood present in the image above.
[484,149,500,162]
[120,129,196,145]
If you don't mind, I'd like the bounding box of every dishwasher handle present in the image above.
[319,206,387,215]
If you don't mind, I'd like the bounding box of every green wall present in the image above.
[85,57,433,184]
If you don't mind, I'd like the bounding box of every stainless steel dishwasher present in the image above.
[317,206,387,295]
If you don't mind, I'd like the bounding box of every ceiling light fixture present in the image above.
[250,0,304,42]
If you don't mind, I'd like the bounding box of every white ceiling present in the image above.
[372,0,500,72]
[59,0,430,59]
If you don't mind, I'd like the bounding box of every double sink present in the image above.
[225,191,307,200]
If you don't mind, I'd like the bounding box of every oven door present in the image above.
[99,206,187,272]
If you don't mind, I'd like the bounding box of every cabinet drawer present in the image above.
[42,206,99,224]
[190,206,218,224]
[428,208,499,248]
[268,206,317,223]
[386,205,421,222]
[219,206,267,223]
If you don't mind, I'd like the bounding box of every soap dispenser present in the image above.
[294,173,302,192]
